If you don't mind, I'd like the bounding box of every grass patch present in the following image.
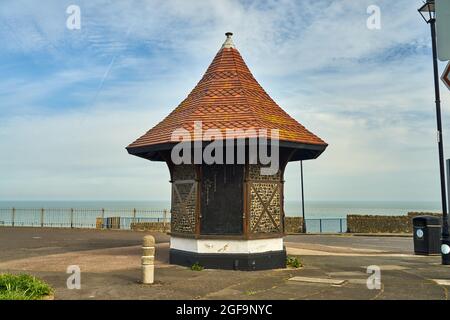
[0,273,53,300]
[245,289,257,296]
[286,256,302,268]
[191,262,204,271]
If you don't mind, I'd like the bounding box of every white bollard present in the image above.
[142,235,155,284]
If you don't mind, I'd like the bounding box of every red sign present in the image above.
[442,62,450,91]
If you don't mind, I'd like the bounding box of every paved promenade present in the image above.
[0,227,448,300]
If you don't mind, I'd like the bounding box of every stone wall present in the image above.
[131,222,170,233]
[130,213,442,234]
[347,212,441,234]
[248,164,283,234]
[170,164,197,234]
[284,217,304,233]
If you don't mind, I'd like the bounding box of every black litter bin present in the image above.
[413,215,441,255]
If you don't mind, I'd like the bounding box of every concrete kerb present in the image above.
[286,232,412,237]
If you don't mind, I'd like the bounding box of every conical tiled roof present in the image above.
[127,33,327,157]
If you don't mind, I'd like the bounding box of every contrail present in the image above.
[92,55,117,105]
[91,25,134,105]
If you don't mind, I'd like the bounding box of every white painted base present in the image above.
[170,236,283,254]
[142,264,154,284]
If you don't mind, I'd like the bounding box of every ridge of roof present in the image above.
[229,43,266,132]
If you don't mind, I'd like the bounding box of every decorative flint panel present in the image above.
[248,165,282,234]
[171,164,197,234]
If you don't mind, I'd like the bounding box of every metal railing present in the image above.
[0,208,170,230]
[0,208,346,233]
[304,218,347,233]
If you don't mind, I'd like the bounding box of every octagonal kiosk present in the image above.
[126,33,327,270]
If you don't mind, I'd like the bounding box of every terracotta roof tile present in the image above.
[128,36,327,149]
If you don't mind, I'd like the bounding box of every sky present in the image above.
[1,0,450,203]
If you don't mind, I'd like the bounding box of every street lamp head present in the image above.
[418,0,436,23]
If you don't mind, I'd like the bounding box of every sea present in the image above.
[0,200,441,219]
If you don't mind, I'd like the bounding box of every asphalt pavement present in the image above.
[1,227,448,300]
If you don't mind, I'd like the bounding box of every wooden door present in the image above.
[200,164,244,235]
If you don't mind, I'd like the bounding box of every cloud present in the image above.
[0,108,171,200]
[1,0,449,202]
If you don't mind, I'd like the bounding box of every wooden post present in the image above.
[280,180,285,235]
[40,208,44,227]
[195,165,201,236]
[243,163,250,239]
[11,208,15,227]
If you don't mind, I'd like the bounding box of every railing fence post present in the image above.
[340,219,343,233]
[319,219,322,233]
[70,208,74,228]
[101,208,105,229]
[41,208,44,227]
[12,208,15,227]
[163,209,168,231]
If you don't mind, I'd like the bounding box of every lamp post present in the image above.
[300,161,307,233]
[418,0,450,265]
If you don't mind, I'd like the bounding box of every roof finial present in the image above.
[221,32,235,49]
